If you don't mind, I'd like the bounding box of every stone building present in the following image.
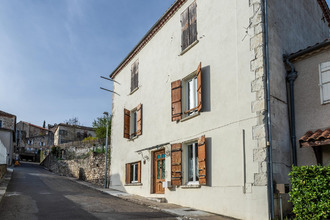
[16,121,54,162]
[0,110,16,165]
[108,0,330,219]
[284,39,330,167]
[50,123,96,146]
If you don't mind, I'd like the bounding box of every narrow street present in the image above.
[0,163,177,220]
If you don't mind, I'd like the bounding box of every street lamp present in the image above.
[103,111,109,188]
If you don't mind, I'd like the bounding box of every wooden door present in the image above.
[153,149,165,194]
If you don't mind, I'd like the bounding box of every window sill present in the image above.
[179,40,199,56]
[128,136,138,141]
[125,183,142,186]
[129,87,139,95]
[181,184,201,189]
[180,111,200,122]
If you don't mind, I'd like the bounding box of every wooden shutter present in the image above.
[138,161,141,183]
[320,62,330,104]
[181,8,189,51]
[171,80,182,121]
[171,143,182,186]
[198,135,206,185]
[136,104,142,136]
[125,163,131,184]
[197,62,202,111]
[188,1,197,44]
[130,65,134,92]
[131,60,139,92]
[124,109,130,139]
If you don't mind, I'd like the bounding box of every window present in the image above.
[59,129,68,136]
[131,60,139,93]
[171,62,202,121]
[181,1,197,51]
[0,120,2,128]
[319,61,330,104]
[125,161,141,184]
[124,104,142,139]
[171,135,206,186]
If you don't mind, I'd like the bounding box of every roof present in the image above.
[109,0,187,79]
[0,110,16,118]
[299,128,330,147]
[26,122,50,131]
[56,123,95,131]
[285,39,330,62]
[317,0,330,27]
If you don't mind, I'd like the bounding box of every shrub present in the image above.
[82,136,96,142]
[289,165,330,220]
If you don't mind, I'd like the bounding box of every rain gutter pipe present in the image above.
[262,0,274,219]
[284,58,298,166]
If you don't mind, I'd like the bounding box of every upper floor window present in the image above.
[131,60,139,93]
[124,104,142,139]
[171,62,202,121]
[181,1,197,51]
[319,61,330,104]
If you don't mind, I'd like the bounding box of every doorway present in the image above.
[153,149,165,194]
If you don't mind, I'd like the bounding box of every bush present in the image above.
[82,136,96,142]
[289,165,330,220]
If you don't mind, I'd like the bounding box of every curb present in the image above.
[0,168,14,203]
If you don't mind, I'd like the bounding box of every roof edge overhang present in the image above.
[109,0,187,79]
[317,0,330,27]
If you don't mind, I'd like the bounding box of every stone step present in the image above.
[146,197,167,203]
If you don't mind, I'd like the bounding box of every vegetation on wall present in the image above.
[92,115,111,139]
[289,165,330,220]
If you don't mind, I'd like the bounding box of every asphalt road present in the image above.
[0,163,177,220]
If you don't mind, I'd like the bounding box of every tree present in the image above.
[92,115,111,139]
[64,117,80,126]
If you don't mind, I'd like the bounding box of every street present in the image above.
[0,163,177,220]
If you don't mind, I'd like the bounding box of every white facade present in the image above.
[109,0,329,219]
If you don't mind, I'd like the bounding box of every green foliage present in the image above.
[289,165,330,220]
[92,115,111,139]
[82,136,96,142]
[51,146,61,158]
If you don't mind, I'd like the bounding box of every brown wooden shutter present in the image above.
[136,104,142,136]
[171,80,182,121]
[124,109,130,139]
[171,143,182,186]
[189,1,197,44]
[197,62,202,111]
[181,8,189,51]
[138,161,141,183]
[125,163,131,184]
[198,135,206,185]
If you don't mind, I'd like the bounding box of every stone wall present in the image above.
[0,164,7,180]
[42,152,110,187]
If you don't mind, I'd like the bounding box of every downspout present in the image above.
[262,0,274,219]
[285,58,298,166]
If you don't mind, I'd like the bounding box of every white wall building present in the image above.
[109,1,330,219]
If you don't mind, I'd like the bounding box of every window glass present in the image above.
[0,120,2,128]
[130,163,139,182]
[187,143,199,182]
[187,76,198,113]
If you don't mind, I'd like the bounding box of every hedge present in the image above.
[289,165,330,220]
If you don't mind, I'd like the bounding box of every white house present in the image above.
[109,0,329,219]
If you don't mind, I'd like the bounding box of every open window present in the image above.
[171,63,202,121]
[319,61,330,104]
[125,161,141,184]
[124,104,142,139]
[171,135,207,186]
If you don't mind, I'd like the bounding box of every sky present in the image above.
[0,0,175,127]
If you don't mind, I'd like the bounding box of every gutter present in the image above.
[262,0,274,219]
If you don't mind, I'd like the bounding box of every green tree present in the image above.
[92,115,111,139]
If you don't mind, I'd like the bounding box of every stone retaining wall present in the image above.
[0,164,7,180]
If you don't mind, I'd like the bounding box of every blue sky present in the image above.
[0,0,175,127]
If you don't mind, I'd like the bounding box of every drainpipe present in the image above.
[285,58,298,166]
[262,0,274,219]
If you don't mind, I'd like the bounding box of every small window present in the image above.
[181,1,197,51]
[184,75,198,116]
[319,61,330,104]
[131,60,139,93]
[126,161,141,184]
[187,142,199,184]
[130,109,137,138]
[124,104,142,139]
[0,120,2,128]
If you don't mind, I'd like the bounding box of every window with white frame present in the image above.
[320,61,330,104]
[130,163,139,183]
[125,161,141,184]
[123,104,142,139]
[186,142,199,184]
[130,109,137,138]
[184,75,198,116]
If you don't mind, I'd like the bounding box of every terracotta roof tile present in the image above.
[299,128,330,147]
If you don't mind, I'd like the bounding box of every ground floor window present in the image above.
[187,142,199,184]
[125,161,141,184]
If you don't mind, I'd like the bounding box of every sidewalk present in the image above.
[67,177,235,220]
